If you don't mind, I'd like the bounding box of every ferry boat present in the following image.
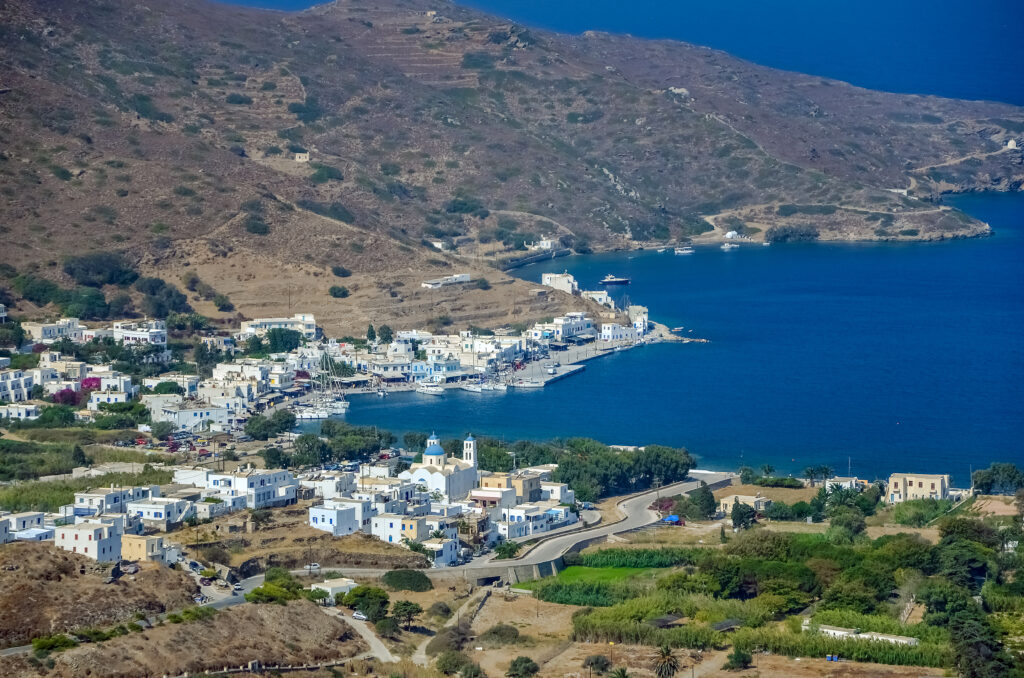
[721,242,739,251]
[415,384,444,396]
[674,246,694,255]
[600,274,631,285]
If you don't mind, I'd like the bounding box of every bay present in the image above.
[333,192,1024,481]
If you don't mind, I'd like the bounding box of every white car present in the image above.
[352,611,368,621]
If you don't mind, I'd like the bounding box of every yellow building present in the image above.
[121,534,167,563]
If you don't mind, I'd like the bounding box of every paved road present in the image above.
[466,471,731,569]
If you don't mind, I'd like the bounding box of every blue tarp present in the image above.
[663,515,680,522]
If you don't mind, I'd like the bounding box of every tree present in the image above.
[329,286,349,299]
[760,464,775,477]
[266,328,302,353]
[972,463,1024,495]
[292,433,331,467]
[494,541,521,559]
[829,506,866,537]
[261,446,289,468]
[653,646,679,678]
[382,569,433,592]
[687,482,717,520]
[437,651,472,675]
[375,616,400,638]
[392,600,423,629]
[506,657,539,678]
[268,409,296,435]
[213,294,234,312]
[244,415,274,441]
[378,324,394,344]
[150,421,175,440]
[29,384,45,400]
[723,648,751,671]
[152,381,184,395]
[366,323,376,343]
[730,502,756,529]
[343,586,390,622]
[803,466,817,486]
[246,335,265,354]
[738,466,756,484]
[307,587,329,605]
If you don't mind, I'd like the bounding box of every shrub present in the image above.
[723,647,751,670]
[331,265,351,278]
[375,617,400,638]
[479,623,519,646]
[506,657,539,678]
[426,621,470,655]
[428,601,452,618]
[63,252,137,287]
[310,163,343,184]
[476,278,491,290]
[213,294,234,312]
[225,93,253,105]
[329,286,349,299]
[382,568,433,592]
[297,199,354,223]
[437,650,472,675]
[244,214,269,235]
[31,634,77,657]
[765,224,820,243]
[582,655,611,674]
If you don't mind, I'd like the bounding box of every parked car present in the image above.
[352,611,368,621]
[307,562,320,570]
[233,583,243,591]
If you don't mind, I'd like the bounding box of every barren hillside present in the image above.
[0,0,1021,329]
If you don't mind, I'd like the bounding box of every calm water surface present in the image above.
[326,193,1024,481]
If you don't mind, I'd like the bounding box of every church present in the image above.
[398,433,478,502]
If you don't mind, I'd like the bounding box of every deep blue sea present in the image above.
[229,0,1024,479]
[325,192,1024,482]
[225,0,1024,105]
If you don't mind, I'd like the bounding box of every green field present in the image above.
[517,566,656,589]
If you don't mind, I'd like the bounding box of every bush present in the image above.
[437,650,473,675]
[382,568,433,592]
[375,617,401,638]
[891,499,953,527]
[244,214,269,235]
[475,278,491,290]
[213,294,234,312]
[332,265,351,278]
[426,621,470,655]
[723,647,751,670]
[765,224,820,243]
[310,163,343,184]
[582,655,611,674]
[479,623,519,646]
[31,634,77,657]
[225,93,253,105]
[328,286,349,299]
[428,601,452,618]
[63,252,137,287]
[506,657,539,678]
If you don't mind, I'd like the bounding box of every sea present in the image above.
[228,0,1024,479]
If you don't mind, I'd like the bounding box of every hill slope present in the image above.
[0,0,1021,331]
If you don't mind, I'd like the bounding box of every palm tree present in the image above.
[653,646,679,678]
[608,669,630,678]
[760,464,775,477]
[818,465,834,482]
[803,466,817,486]
[429,529,446,539]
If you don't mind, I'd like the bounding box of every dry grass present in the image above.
[0,542,198,649]
[713,480,819,504]
[973,495,1019,517]
[10,600,367,678]
[467,593,577,678]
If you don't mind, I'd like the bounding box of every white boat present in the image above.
[762,242,771,247]
[415,384,444,395]
[377,389,388,397]
[721,242,739,250]
[460,384,483,393]
[491,382,508,392]
[675,246,694,255]
[295,407,330,420]
[512,379,544,389]
[656,248,667,253]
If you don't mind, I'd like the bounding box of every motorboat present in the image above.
[512,379,544,389]
[377,389,388,397]
[600,274,631,285]
[762,242,771,246]
[721,242,739,250]
[674,246,694,255]
[656,248,667,253]
[460,384,483,393]
[415,384,445,395]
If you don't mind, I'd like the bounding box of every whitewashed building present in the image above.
[398,434,478,502]
[55,523,121,562]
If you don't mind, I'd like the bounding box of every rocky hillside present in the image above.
[0,0,1021,329]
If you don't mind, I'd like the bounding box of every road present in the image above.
[465,470,731,569]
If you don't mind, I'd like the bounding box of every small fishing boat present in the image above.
[657,248,667,253]
[721,242,739,251]
[675,246,694,255]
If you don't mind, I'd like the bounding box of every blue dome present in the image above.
[424,442,445,457]
[427,432,440,444]
[465,434,475,442]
